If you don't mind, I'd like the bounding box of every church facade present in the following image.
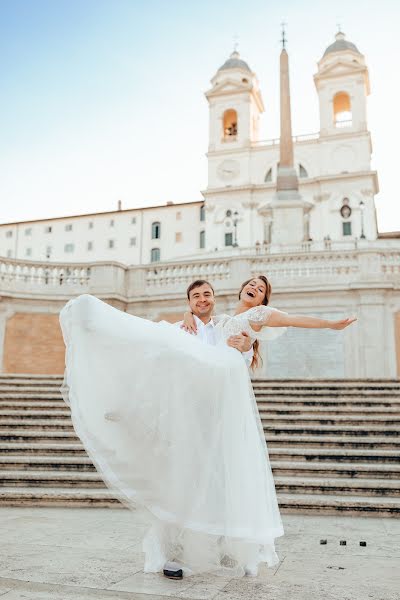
[0,32,399,380]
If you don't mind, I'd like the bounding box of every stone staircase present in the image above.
[0,375,399,516]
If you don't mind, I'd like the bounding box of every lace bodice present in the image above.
[215,306,288,342]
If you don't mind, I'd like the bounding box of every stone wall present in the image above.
[3,313,65,374]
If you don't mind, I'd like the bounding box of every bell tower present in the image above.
[314,31,370,136]
[205,50,264,155]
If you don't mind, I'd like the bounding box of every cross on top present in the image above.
[280,22,287,49]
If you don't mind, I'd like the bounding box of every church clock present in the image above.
[217,160,240,181]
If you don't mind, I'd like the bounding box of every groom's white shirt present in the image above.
[175,315,253,368]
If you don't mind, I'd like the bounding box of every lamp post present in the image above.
[233,211,239,247]
[359,200,366,239]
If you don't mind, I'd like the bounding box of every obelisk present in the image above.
[276,45,299,193]
[270,28,311,245]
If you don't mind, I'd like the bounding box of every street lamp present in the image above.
[359,200,366,239]
[233,211,239,247]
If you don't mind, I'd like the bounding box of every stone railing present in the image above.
[1,243,399,301]
[252,131,320,147]
[0,258,127,298]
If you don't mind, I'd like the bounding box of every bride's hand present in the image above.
[329,317,357,330]
[181,311,197,334]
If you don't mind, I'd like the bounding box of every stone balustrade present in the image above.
[252,131,320,147]
[0,241,399,301]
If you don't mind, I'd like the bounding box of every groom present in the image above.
[178,279,253,364]
[163,280,253,580]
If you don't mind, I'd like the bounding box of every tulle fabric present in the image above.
[59,294,284,577]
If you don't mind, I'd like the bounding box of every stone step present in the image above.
[0,486,398,516]
[258,405,400,415]
[274,476,400,497]
[255,394,400,403]
[0,419,74,430]
[0,401,65,410]
[0,410,71,418]
[260,414,400,425]
[0,387,63,394]
[270,461,400,479]
[264,424,399,436]
[0,374,63,380]
[0,456,95,471]
[277,493,400,517]
[0,430,79,443]
[252,379,400,390]
[265,435,400,449]
[252,379,400,393]
[0,470,104,488]
[0,393,63,400]
[0,443,86,455]
[0,487,121,507]
[268,448,400,463]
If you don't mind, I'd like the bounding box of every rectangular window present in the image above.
[6,230,12,238]
[176,211,181,220]
[64,243,75,253]
[25,228,32,236]
[88,221,94,229]
[342,222,352,236]
[46,246,52,257]
[200,205,205,222]
[25,248,32,257]
[151,248,160,262]
[200,230,205,249]
[110,219,114,227]
[130,237,136,247]
[225,232,233,246]
[6,249,12,258]
[131,217,136,225]
[108,239,115,249]
[44,226,52,233]
[152,222,161,239]
[65,224,73,232]
[175,232,182,242]
[87,241,93,251]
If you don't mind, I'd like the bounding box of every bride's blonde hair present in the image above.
[239,275,272,371]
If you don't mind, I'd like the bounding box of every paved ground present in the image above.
[0,507,398,600]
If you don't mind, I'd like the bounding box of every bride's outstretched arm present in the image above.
[264,311,357,330]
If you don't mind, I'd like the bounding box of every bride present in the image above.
[59,275,356,578]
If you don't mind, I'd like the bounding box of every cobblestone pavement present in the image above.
[0,507,398,600]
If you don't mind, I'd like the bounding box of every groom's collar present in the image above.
[193,314,214,327]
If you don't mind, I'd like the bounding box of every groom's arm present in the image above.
[227,333,254,368]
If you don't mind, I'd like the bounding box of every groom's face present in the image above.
[188,283,215,318]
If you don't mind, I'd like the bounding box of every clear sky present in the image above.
[0,0,399,231]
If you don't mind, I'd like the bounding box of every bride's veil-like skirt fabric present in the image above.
[59,294,284,576]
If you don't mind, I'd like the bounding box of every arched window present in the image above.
[200,205,205,222]
[151,248,160,262]
[151,221,161,239]
[299,164,308,178]
[264,168,273,182]
[199,230,205,249]
[223,109,238,140]
[333,92,352,128]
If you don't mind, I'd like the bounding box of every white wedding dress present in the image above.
[59,294,287,577]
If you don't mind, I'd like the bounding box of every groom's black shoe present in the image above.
[163,567,183,580]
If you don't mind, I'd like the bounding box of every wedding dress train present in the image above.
[59,294,286,576]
